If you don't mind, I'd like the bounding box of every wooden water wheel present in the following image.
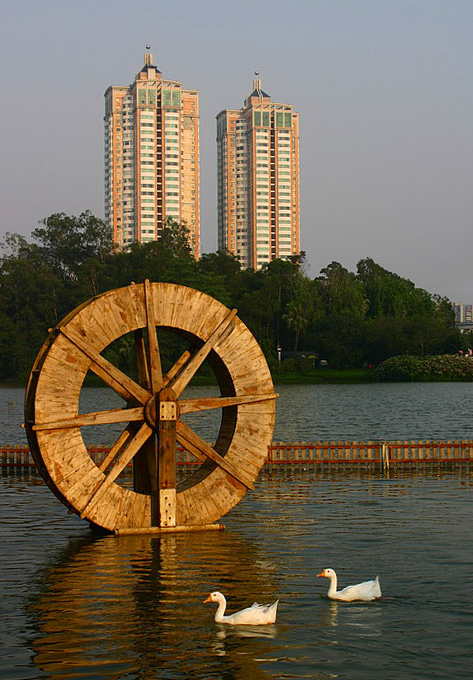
[25,281,277,533]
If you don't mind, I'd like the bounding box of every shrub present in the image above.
[373,354,473,381]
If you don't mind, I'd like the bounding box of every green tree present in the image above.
[357,259,460,363]
[318,261,368,318]
[0,236,66,379]
[284,277,322,352]
[32,210,113,281]
[357,257,433,319]
[159,216,194,258]
[0,209,464,380]
[312,262,368,367]
[238,258,304,354]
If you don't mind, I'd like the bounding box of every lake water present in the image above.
[1,469,472,680]
[3,381,473,445]
[1,383,472,679]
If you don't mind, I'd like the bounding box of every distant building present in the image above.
[216,77,300,269]
[104,49,200,255]
[453,302,473,331]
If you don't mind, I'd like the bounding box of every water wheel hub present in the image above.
[144,387,179,430]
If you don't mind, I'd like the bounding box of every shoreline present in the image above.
[2,368,473,388]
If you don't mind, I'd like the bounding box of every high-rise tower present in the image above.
[216,77,300,269]
[104,49,200,255]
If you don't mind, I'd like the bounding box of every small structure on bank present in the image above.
[25,281,277,534]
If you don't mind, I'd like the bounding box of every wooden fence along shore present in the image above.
[1,440,472,470]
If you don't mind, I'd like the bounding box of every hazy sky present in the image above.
[1,0,472,302]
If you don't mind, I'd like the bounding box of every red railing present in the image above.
[266,440,473,465]
[1,440,472,469]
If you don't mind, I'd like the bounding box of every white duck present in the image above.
[204,591,279,625]
[317,568,382,602]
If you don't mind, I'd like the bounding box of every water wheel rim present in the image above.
[25,282,276,532]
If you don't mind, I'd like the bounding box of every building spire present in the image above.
[144,44,153,67]
[253,70,262,99]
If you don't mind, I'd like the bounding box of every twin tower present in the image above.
[104,50,300,270]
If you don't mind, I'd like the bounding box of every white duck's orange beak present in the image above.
[204,595,212,603]
[317,570,326,578]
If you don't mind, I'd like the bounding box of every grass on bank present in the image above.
[3,354,473,388]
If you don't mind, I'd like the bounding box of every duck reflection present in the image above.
[215,623,278,640]
[316,596,383,635]
[28,528,280,679]
[208,626,279,680]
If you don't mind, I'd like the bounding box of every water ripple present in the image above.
[1,396,473,679]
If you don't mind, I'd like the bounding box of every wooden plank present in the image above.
[60,457,101,497]
[196,473,231,520]
[169,308,238,397]
[134,329,150,391]
[68,302,113,355]
[144,279,163,393]
[99,427,138,472]
[115,523,225,535]
[95,296,123,347]
[79,422,153,518]
[222,438,262,477]
[88,482,126,530]
[163,349,192,387]
[33,406,144,431]
[180,472,219,524]
[38,438,89,491]
[112,486,148,530]
[59,326,150,405]
[133,327,157,505]
[158,387,177,527]
[179,393,278,414]
[103,292,133,339]
[38,430,84,469]
[156,282,181,328]
[127,283,148,331]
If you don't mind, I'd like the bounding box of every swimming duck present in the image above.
[204,591,279,625]
[317,568,382,602]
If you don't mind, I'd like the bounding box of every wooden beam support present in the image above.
[79,422,153,518]
[162,349,192,387]
[158,387,178,527]
[179,393,278,414]
[59,327,150,405]
[169,308,238,397]
[134,329,151,391]
[133,329,157,506]
[144,279,163,393]
[115,523,225,535]
[33,406,144,431]
[99,427,136,473]
[176,420,254,490]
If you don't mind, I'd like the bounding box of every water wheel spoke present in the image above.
[176,420,254,490]
[179,393,279,415]
[80,422,153,517]
[162,349,192,387]
[33,406,145,431]
[60,327,151,405]
[134,329,151,390]
[169,308,238,397]
[101,421,153,478]
[98,425,138,472]
[144,279,163,392]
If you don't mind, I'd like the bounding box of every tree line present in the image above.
[0,211,466,382]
